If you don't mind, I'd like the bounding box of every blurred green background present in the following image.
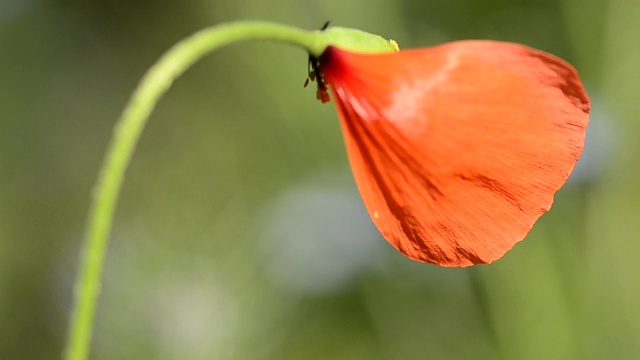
[1,0,638,359]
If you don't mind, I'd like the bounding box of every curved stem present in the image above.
[64,21,326,360]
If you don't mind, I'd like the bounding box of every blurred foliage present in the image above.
[1,0,638,359]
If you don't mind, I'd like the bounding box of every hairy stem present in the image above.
[64,21,325,360]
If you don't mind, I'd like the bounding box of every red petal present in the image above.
[319,42,590,267]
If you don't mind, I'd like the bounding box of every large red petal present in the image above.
[319,41,590,267]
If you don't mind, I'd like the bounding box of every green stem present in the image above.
[64,21,326,360]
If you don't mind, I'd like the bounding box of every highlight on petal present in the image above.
[318,41,590,267]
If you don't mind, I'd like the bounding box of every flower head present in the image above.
[313,41,590,267]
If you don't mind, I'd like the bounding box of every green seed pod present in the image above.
[319,26,399,53]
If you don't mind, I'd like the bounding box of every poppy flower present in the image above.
[310,41,590,267]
